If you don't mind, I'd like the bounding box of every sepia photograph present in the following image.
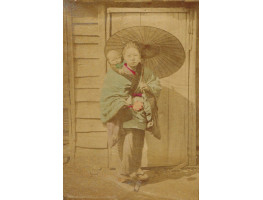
[63,0,199,199]
[2,0,263,200]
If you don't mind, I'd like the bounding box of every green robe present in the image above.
[100,66,162,139]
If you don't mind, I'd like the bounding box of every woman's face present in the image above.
[123,47,141,67]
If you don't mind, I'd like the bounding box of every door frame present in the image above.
[106,7,198,166]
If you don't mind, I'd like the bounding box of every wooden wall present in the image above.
[65,3,108,167]
[64,1,199,168]
[63,3,70,163]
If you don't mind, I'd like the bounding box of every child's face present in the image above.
[108,54,122,65]
[123,48,141,67]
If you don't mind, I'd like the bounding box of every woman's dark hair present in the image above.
[122,42,141,56]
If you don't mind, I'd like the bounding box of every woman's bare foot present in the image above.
[136,169,149,181]
[129,172,137,180]
[130,169,149,181]
[137,168,144,175]
[137,173,149,181]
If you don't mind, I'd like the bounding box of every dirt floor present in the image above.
[64,163,199,200]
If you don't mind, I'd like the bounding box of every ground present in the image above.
[64,163,199,200]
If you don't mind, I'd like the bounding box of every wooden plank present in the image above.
[63,108,69,136]
[80,0,198,2]
[168,91,187,165]
[73,24,99,36]
[74,59,104,77]
[75,102,100,118]
[76,132,108,148]
[106,12,111,72]
[71,3,98,18]
[66,5,77,161]
[114,0,151,2]
[184,0,199,2]
[108,8,188,13]
[177,12,189,165]
[74,44,100,58]
[188,8,198,165]
[72,17,98,24]
[75,89,100,102]
[98,5,107,76]
[63,5,70,108]
[166,11,189,165]
[76,119,106,132]
[75,76,104,89]
[157,87,169,160]
[63,144,70,164]
[75,148,108,168]
[105,10,111,168]
[73,36,100,44]
[111,13,141,34]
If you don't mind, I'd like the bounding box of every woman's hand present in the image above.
[126,96,132,105]
[133,101,143,111]
[139,82,149,91]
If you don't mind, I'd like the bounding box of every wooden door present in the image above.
[107,8,192,167]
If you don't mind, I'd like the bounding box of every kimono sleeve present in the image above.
[144,68,162,99]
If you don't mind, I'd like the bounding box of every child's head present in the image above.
[122,42,141,68]
[106,50,122,65]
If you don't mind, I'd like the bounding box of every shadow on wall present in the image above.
[144,85,197,167]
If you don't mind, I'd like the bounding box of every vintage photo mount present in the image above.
[63,0,199,199]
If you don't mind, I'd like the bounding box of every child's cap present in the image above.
[106,50,121,59]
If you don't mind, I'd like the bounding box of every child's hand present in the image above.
[118,68,124,75]
[133,101,143,111]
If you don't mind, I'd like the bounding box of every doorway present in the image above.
[107,8,192,167]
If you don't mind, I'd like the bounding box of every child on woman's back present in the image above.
[106,48,153,130]
[106,50,127,75]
